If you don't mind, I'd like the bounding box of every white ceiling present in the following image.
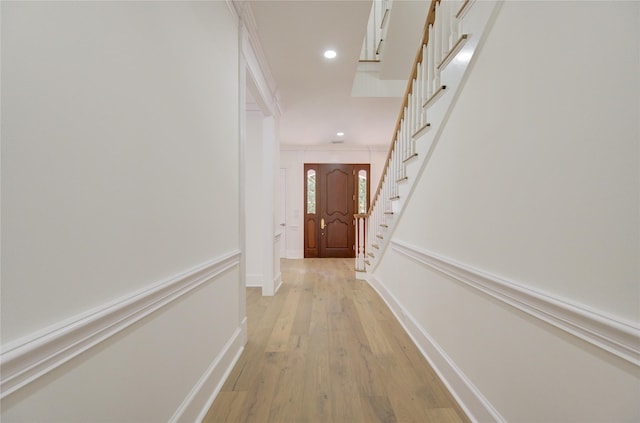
[247,0,425,148]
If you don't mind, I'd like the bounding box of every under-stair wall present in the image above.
[366,1,639,421]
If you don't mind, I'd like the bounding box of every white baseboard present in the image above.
[285,250,303,259]
[368,274,504,423]
[273,272,283,294]
[171,317,247,423]
[245,273,263,287]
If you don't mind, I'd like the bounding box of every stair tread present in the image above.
[403,153,419,163]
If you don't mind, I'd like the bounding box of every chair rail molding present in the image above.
[391,240,640,366]
[0,250,242,399]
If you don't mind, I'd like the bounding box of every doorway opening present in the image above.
[304,163,370,258]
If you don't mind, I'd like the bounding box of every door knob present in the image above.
[320,218,325,229]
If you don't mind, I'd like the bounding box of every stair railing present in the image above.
[356,0,472,273]
[360,0,393,61]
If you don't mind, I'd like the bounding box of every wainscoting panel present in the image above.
[367,274,504,423]
[171,318,247,423]
[390,240,640,366]
[1,250,242,399]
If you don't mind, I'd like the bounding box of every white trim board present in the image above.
[245,273,264,288]
[171,317,247,423]
[237,3,280,117]
[391,240,640,366]
[285,250,303,260]
[368,274,504,423]
[1,250,241,399]
[273,272,283,294]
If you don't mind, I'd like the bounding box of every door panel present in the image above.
[307,219,317,249]
[326,220,349,248]
[325,168,349,215]
[319,164,353,258]
[304,163,369,258]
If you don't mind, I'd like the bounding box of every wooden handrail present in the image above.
[368,0,439,217]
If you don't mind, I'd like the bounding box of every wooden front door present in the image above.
[304,163,369,258]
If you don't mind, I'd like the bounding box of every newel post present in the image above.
[354,214,367,278]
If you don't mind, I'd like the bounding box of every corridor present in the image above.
[204,259,468,423]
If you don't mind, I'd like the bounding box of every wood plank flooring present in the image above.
[203,258,469,423]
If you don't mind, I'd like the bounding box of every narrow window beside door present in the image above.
[358,169,368,214]
[304,163,369,258]
[307,169,316,214]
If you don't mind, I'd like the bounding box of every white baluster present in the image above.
[403,105,408,143]
[383,173,387,211]
[388,152,393,199]
[416,74,420,127]
[450,0,459,47]
[427,24,434,99]
[436,4,443,87]
[395,145,400,192]
[406,93,412,137]
[404,108,409,155]
[434,2,442,65]
[393,147,398,194]
[395,145,399,184]
[410,105,416,156]
[360,216,365,267]
[355,215,360,270]
[413,80,418,133]
[395,132,400,167]
[404,110,409,156]
[421,43,427,101]
[442,0,450,57]
[355,215,365,270]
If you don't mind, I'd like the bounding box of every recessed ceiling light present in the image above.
[336,132,344,137]
[324,50,337,59]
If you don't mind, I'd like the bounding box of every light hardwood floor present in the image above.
[203,258,469,423]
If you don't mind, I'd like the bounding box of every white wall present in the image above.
[374,1,639,421]
[244,109,280,295]
[241,14,281,296]
[1,2,243,421]
[270,116,283,293]
[261,115,279,295]
[280,145,387,258]
[245,110,265,287]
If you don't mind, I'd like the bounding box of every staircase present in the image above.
[355,0,502,278]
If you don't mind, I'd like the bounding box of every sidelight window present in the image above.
[307,169,316,214]
[358,169,367,213]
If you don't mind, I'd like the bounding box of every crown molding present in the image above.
[233,0,282,117]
